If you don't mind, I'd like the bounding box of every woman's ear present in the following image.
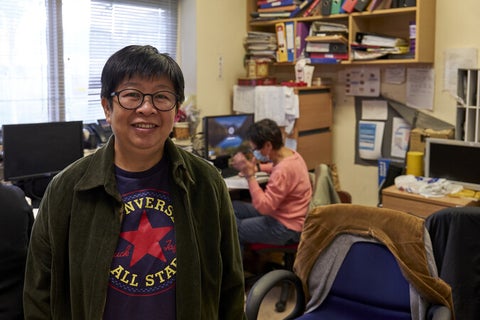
[101,97,112,123]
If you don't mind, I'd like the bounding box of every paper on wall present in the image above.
[385,67,406,84]
[390,117,411,158]
[232,85,255,113]
[361,99,388,120]
[345,67,380,97]
[358,120,384,160]
[406,67,434,110]
[443,47,478,95]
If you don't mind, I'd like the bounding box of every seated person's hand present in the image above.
[231,152,256,178]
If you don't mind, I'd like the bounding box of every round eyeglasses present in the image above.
[110,89,178,112]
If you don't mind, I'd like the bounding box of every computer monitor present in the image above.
[203,113,254,168]
[424,137,480,190]
[2,121,84,204]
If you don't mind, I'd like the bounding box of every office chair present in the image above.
[245,204,454,320]
[244,164,350,313]
[425,206,480,319]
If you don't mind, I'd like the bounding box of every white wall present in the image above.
[180,0,247,117]
[182,0,480,206]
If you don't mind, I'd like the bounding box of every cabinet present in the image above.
[246,0,435,64]
[292,87,333,170]
[381,185,480,218]
[456,69,480,142]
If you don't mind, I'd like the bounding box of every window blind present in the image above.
[0,0,178,126]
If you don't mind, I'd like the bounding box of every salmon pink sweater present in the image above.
[248,151,312,232]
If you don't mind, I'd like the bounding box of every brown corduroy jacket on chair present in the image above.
[294,203,454,319]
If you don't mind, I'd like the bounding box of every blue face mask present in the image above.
[253,149,270,163]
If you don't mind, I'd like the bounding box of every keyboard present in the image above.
[220,167,239,178]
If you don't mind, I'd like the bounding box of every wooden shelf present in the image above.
[247,0,436,64]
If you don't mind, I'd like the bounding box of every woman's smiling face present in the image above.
[102,75,177,161]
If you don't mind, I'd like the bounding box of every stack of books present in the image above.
[250,0,313,20]
[305,21,349,63]
[244,31,277,62]
[351,32,410,60]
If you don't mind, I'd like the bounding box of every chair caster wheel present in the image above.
[275,301,286,312]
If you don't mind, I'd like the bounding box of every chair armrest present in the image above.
[245,269,305,320]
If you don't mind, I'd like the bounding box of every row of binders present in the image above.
[270,20,350,63]
[250,0,417,21]
[245,12,413,63]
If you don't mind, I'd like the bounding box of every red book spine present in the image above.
[302,0,321,16]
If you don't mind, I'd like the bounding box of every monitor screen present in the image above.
[425,138,480,190]
[203,114,254,166]
[2,121,84,181]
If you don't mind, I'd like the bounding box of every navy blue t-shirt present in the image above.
[103,157,176,319]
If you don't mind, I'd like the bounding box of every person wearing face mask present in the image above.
[230,118,312,250]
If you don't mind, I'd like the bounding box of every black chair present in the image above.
[245,204,454,320]
[425,206,480,320]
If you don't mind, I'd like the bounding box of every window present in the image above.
[0,0,178,125]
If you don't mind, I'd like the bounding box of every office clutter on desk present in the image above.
[83,119,112,148]
[174,94,200,140]
[394,175,464,198]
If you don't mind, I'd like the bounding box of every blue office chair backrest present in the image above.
[300,241,411,320]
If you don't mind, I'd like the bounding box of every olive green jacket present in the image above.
[24,137,246,319]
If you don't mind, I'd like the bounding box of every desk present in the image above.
[382,185,480,218]
[224,173,269,190]
[226,173,269,202]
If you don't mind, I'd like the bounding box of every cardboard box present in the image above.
[409,128,454,153]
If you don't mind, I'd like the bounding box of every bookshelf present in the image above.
[456,69,480,142]
[246,0,436,65]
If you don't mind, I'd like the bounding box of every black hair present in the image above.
[100,45,185,108]
[247,118,284,150]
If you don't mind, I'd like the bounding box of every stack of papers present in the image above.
[351,32,410,61]
[224,172,269,190]
[310,21,348,34]
[356,32,408,47]
[244,31,277,62]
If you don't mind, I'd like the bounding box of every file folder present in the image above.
[355,0,371,11]
[302,0,321,17]
[295,21,310,59]
[331,0,343,14]
[342,0,358,12]
[285,21,295,62]
[321,0,332,15]
[275,22,288,62]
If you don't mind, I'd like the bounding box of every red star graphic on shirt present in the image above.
[120,210,173,267]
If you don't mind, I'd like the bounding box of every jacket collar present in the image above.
[75,136,192,197]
